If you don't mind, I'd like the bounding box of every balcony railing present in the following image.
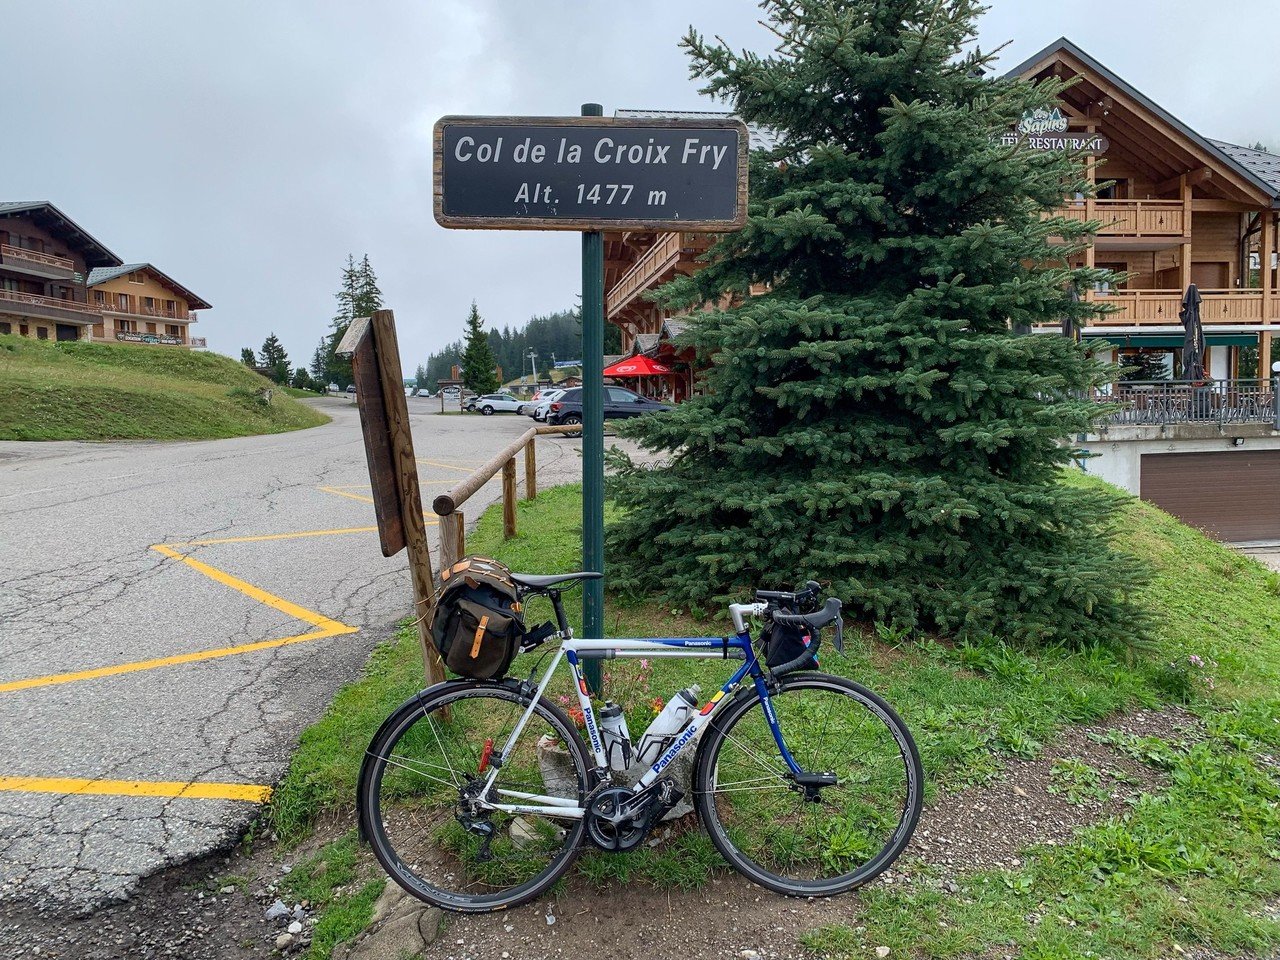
[94,298,197,322]
[1055,198,1185,236]
[1086,288,1271,324]
[1095,379,1277,427]
[0,288,98,314]
[606,232,714,318]
[0,243,75,272]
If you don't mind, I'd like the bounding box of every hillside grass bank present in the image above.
[0,335,329,441]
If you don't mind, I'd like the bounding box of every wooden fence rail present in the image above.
[432,424,579,570]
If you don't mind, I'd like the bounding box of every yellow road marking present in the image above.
[0,775,272,803]
[151,545,349,631]
[0,626,351,694]
[175,526,380,546]
[319,485,377,504]
[415,458,476,474]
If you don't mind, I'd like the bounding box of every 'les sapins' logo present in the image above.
[1018,107,1069,136]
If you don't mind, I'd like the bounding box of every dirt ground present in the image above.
[0,708,1206,960]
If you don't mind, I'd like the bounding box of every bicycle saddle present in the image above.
[510,571,604,590]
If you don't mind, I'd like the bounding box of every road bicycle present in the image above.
[357,573,923,912]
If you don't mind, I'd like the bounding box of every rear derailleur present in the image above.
[585,778,684,852]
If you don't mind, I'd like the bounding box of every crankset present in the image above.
[585,778,684,852]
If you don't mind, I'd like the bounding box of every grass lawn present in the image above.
[0,335,329,440]
[267,477,1280,959]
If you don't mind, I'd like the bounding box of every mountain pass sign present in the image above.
[433,116,749,232]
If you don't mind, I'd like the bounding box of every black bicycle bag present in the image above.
[431,556,525,680]
[761,620,817,672]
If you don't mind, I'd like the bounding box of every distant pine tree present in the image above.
[606,0,1145,647]
[239,347,256,367]
[258,332,290,384]
[325,254,384,388]
[460,302,499,395]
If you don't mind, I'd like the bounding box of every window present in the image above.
[94,291,106,305]
[118,319,137,333]
[608,387,639,402]
[165,299,176,315]
[36,326,48,340]
[165,324,180,337]
[0,322,9,335]
[116,293,130,311]
[129,271,144,284]
[146,322,157,334]
[143,296,155,313]
[19,324,29,336]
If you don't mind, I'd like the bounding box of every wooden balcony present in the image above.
[0,289,100,324]
[95,297,197,322]
[0,243,76,280]
[1054,199,1185,236]
[1086,288,1271,325]
[606,232,714,319]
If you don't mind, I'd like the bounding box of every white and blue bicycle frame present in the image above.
[477,602,807,819]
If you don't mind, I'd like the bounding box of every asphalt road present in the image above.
[0,399,583,910]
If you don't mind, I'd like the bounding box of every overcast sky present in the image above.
[3,1,1276,370]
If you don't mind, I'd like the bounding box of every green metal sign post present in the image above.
[580,103,606,694]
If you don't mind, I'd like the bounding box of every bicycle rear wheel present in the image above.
[358,681,592,912]
[694,673,922,897]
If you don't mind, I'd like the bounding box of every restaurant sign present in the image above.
[434,116,749,231]
[1001,107,1109,154]
[116,332,182,345]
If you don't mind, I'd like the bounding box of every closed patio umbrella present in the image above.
[1061,283,1082,343]
[1179,284,1206,381]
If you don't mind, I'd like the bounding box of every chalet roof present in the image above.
[0,201,123,268]
[661,319,690,338]
[614,109,780,152]
[1209,141,1280,196]
[633,333,660,353]
[1005,38,1280,204]
[88,262,213,310]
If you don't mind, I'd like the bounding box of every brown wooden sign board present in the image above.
[337,310,444,687]
[434,116,749,232]
[339,315,406,557]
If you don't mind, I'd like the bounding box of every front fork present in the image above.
[749,668,837,800]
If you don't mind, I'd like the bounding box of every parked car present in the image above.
[529,389,566,421]
[546,386,671,434]
[345,384,356,396]
[466,392,523,415]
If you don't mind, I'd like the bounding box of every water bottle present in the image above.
[598,701,633,772]
[635,685,701,767]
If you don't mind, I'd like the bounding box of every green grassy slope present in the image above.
[0,335,329,441]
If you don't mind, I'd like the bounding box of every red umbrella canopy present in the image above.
[602,355,672,377]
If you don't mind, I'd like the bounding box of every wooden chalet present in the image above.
[87,263,211,348]
[601,40,1280,393]
[0,201,122,342]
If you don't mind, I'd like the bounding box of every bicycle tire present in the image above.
[358,680,593,912]
[693,673,923,897]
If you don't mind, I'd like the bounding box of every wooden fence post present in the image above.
[524,438,537,500]
[439,511,464,570]
[502,458,518,539]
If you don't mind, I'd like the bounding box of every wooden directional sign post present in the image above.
[337,309,445,688]
[434,108,748,692]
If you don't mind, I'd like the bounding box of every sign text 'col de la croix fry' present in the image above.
[433,116,748,232]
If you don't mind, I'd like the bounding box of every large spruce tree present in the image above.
[606,0,1144,646]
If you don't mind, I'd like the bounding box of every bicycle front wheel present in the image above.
[358,681,592,912]
[694,673,922,897]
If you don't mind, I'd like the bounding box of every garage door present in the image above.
[1140,450,1280,542]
